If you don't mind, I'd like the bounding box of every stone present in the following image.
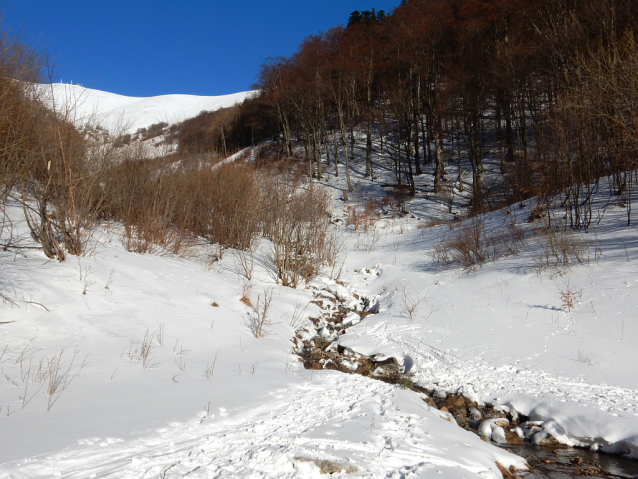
[491,426,507,444]
[539,434,560,447]
[295,457,358,474]
[445,395,466,408]
[308,348,323,360]
[323,351,339,360]
[314,338,332,350]
[337,345,355,356]
[355,359,374,376]
[504,429,525,444]
[373,356,401,373]
[468,407,482,420]
[451,409,468,427]
[303,359,322,370]
[324,360,340,371]
[423,397,437,409]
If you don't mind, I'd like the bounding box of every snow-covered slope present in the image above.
[3,119,638,476]
[39,83,255,134]
[0,207,525,478]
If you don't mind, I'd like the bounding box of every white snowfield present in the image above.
[38,83,255,134]
[2,87,638,477]
[0,210,524,478]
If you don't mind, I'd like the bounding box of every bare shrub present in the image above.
[99,158,261,255]
[346,197,381,233]
[432,242,452,265]
[398,286,429,321]
[322,228,346,281]
[534,219,589,269]
[446,219,486,269]
[234,246,254,281]
[246,288,274,338]
[355,231,380,253]
[262,176,332,288]
[433,217,526,270]
[286,298,309,330]
[1,85,102,260]
[485,219,526,258]
[441,184,456,214]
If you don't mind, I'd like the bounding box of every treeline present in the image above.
[236,0,638,224]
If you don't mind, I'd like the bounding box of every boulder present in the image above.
[444,394,466,408]
[423,397,437,409]
[373,356,401,373]
[504,429,525,445]
[468,407,482,421]
[303,359,322,370]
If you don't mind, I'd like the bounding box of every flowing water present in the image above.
[500,444,638,478]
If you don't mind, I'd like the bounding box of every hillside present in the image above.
[2,81,638,476]
[39,83,255,135]
[2,0,638,476]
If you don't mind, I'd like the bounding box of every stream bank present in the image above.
[292,280,637,478]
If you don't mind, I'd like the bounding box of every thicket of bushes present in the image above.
[0,18,340,287]
[95,157,338,286]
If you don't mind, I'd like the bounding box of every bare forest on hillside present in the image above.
[236,0,638,227]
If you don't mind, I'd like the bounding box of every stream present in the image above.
[297,284,638,478]
[500,444,638,478]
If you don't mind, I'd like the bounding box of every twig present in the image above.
[161,464,176,479]
[24,301,49,311]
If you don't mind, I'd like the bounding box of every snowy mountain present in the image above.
[39,83,255,135]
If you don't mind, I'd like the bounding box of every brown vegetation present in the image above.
[239,0,638,225]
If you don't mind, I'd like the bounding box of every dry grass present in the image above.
[246,288,274,338]
[433,217,526,270]
[533,221,589,269]
[127,330,158,369]
[240,283,253,308]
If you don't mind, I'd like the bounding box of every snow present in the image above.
[3,88,638,477]
[37,83,255,135]
[0,203,525,477]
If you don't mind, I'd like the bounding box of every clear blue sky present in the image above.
[3,1,399,97]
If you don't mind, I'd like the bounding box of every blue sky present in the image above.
[3,1,399,97]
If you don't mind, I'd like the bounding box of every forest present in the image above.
[217,0,638,226]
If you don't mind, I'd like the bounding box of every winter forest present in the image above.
[2,0,638,477]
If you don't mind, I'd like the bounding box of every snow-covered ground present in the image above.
[336,188,638,457]
[2,89,638,477]
[0,204,524,478]
[38,83,255,134]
